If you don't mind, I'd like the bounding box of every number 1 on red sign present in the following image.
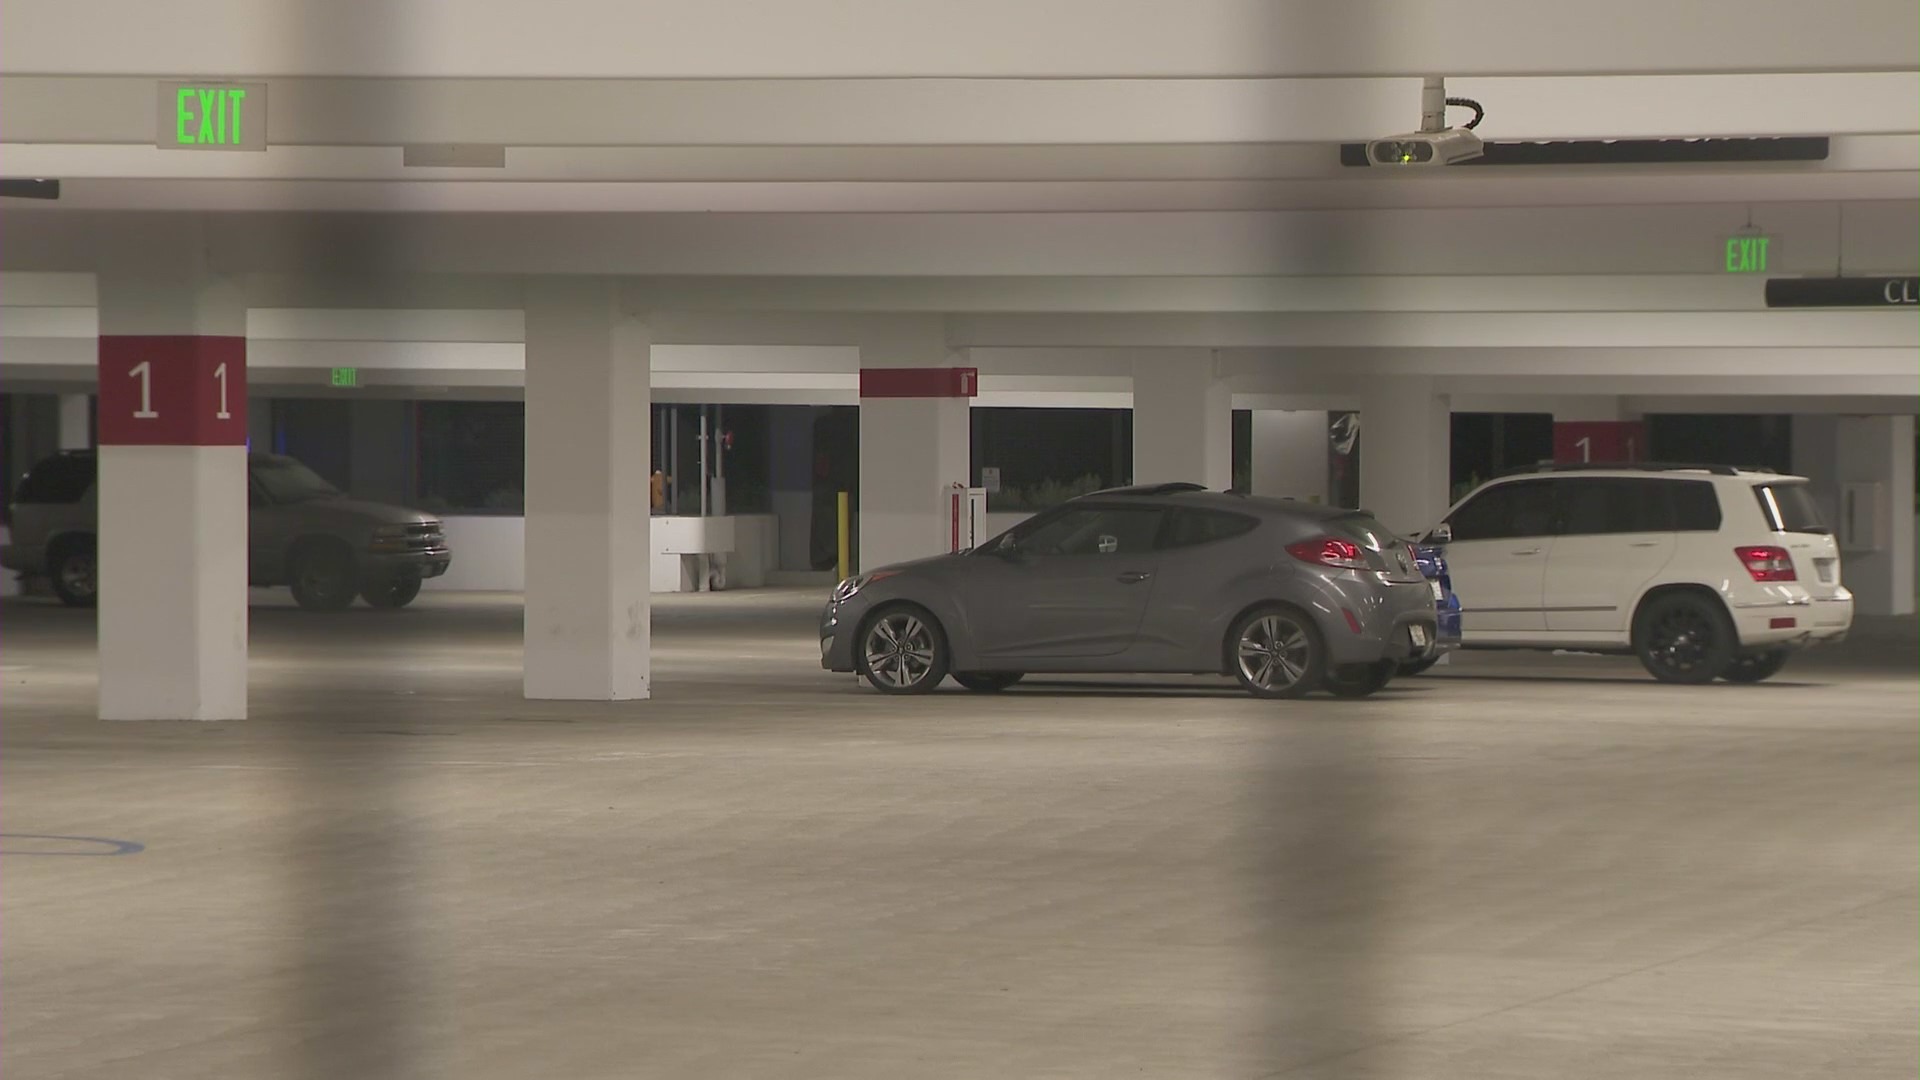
[129,361,159,419]
[214,362,231,420]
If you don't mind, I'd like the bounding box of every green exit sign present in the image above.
[330,368,359,388]
[1723,233,1774,273]
[157,81,268,151]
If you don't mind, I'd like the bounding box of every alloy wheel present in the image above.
[59,554,96,600]
[1649,607,1715,674]
[1237,614,1312,693]
[863,612,938,690]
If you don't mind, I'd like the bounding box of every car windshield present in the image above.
[252,455,342,503]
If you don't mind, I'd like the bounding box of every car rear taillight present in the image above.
[1286,536,1368,570]
[1734,545,1796,582]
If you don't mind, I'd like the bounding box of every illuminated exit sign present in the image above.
[157,81,267,151]
[1722,233,1774,273]
[330,368,359,388]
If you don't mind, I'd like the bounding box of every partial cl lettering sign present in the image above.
[157,81,268,151]
[1884,278,1918,305]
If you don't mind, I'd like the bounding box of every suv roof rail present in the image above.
[1500,461,1743,477]
[1085,481,1209,497]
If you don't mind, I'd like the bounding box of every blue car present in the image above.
[1399,542,1462,675]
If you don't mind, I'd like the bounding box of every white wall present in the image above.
[1250,409,1328,501]
[424,513,777,594]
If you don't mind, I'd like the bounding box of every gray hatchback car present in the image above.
[820,482,1440,698]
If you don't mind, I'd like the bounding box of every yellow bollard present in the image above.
[836,491,851,581]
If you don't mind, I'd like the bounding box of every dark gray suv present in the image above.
[820,483,1439,699]
[3,450,451,611]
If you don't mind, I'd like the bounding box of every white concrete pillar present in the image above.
[56,393,91,450]
[1131,350,1230,489]
[1250,410,1329,501]
[94,225,250,721]
[1834,414,1915,617]
[522,279,652,700]
[857,320,973,572]
[1790,414,1842,524]
[1360,376,1452,537]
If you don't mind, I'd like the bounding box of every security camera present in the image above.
[1366,126,1484,167]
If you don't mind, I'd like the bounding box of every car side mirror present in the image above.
[1427,522,1452,544]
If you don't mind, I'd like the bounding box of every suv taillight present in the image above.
[1287,536,1368,570]
[1734,545,1796,582]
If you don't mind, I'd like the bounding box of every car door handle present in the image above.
[1628,541,1662,548]
[1116,571,1153,584]
[1510,548,1541,556]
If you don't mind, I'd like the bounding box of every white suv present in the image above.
[1422,464,1853,683]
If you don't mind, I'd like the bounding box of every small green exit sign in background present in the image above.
[1723,233,1774,273]
[157,81,268,151]
[330,368,359,388]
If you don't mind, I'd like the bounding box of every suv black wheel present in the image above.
[952,672,1023,692]
[361,576,423,610]
[1633,592,1736,684]
[1229,605,1325,699]
[289,543,358,612]
[856,604,951,694]
[1722,649,1789,684]
[47,537,97,608]
[1324,659,1395,699]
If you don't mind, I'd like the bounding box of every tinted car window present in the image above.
[1665,480,1722,532]
[1557,478,1673,535]
[1446,480,1556,541]
[1331,512,1399,552]
[1016,506,1163,556]
[1159,509,1257,550]
[13,454,95,505]
[1756,482,1828,534]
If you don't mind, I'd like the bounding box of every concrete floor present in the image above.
[3,589,1914,1080]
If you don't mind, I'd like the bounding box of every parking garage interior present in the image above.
[2,3,1916,1078]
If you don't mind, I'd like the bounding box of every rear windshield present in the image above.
[1331,513,1399,551]
[1754,482,1828,534]
[13,454,95,505]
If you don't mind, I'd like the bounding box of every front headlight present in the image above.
[832,570,897,602]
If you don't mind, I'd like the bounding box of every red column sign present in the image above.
[1552,420,1645,465]
[858,367,978,398]
[97,336,248,446]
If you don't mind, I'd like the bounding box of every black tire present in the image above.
[952,672,1023,692]
[1722,649,1790,684]
[1227,604,1325,699]
[855,604,951,695]
[361,576,423,609]
[47,537,97,608]
[1324,660,1396,699]
[1396,654,1442,677]
[1633,591,1736,684]
[288,542,358,612]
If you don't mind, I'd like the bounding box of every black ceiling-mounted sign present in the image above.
[1765,276,1919,308]
[1339,136,1830,168]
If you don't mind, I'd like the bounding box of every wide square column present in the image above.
[858,322,974,573]
[1250,410,1329,501]
[1835,415,1915,617]
[1359,376,1452,537]
[522,279,652,700]
[1131,350,1231,489]
[95,225,250,721]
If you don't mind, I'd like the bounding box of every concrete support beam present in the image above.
[857,319,972,573]
[56,393,90,450]
[1360,377,1452,537]
[522,279,652,700]
[1250,410,1330,502]
[94,222,249,721]
[1131,350,1231,490]
[1836,415,1916,616]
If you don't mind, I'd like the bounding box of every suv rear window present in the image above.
[12,453,95,505]
[1755,482,1828,534]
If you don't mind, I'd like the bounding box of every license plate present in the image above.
[1409,624,1429,648]
[1429,580,1443,601]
